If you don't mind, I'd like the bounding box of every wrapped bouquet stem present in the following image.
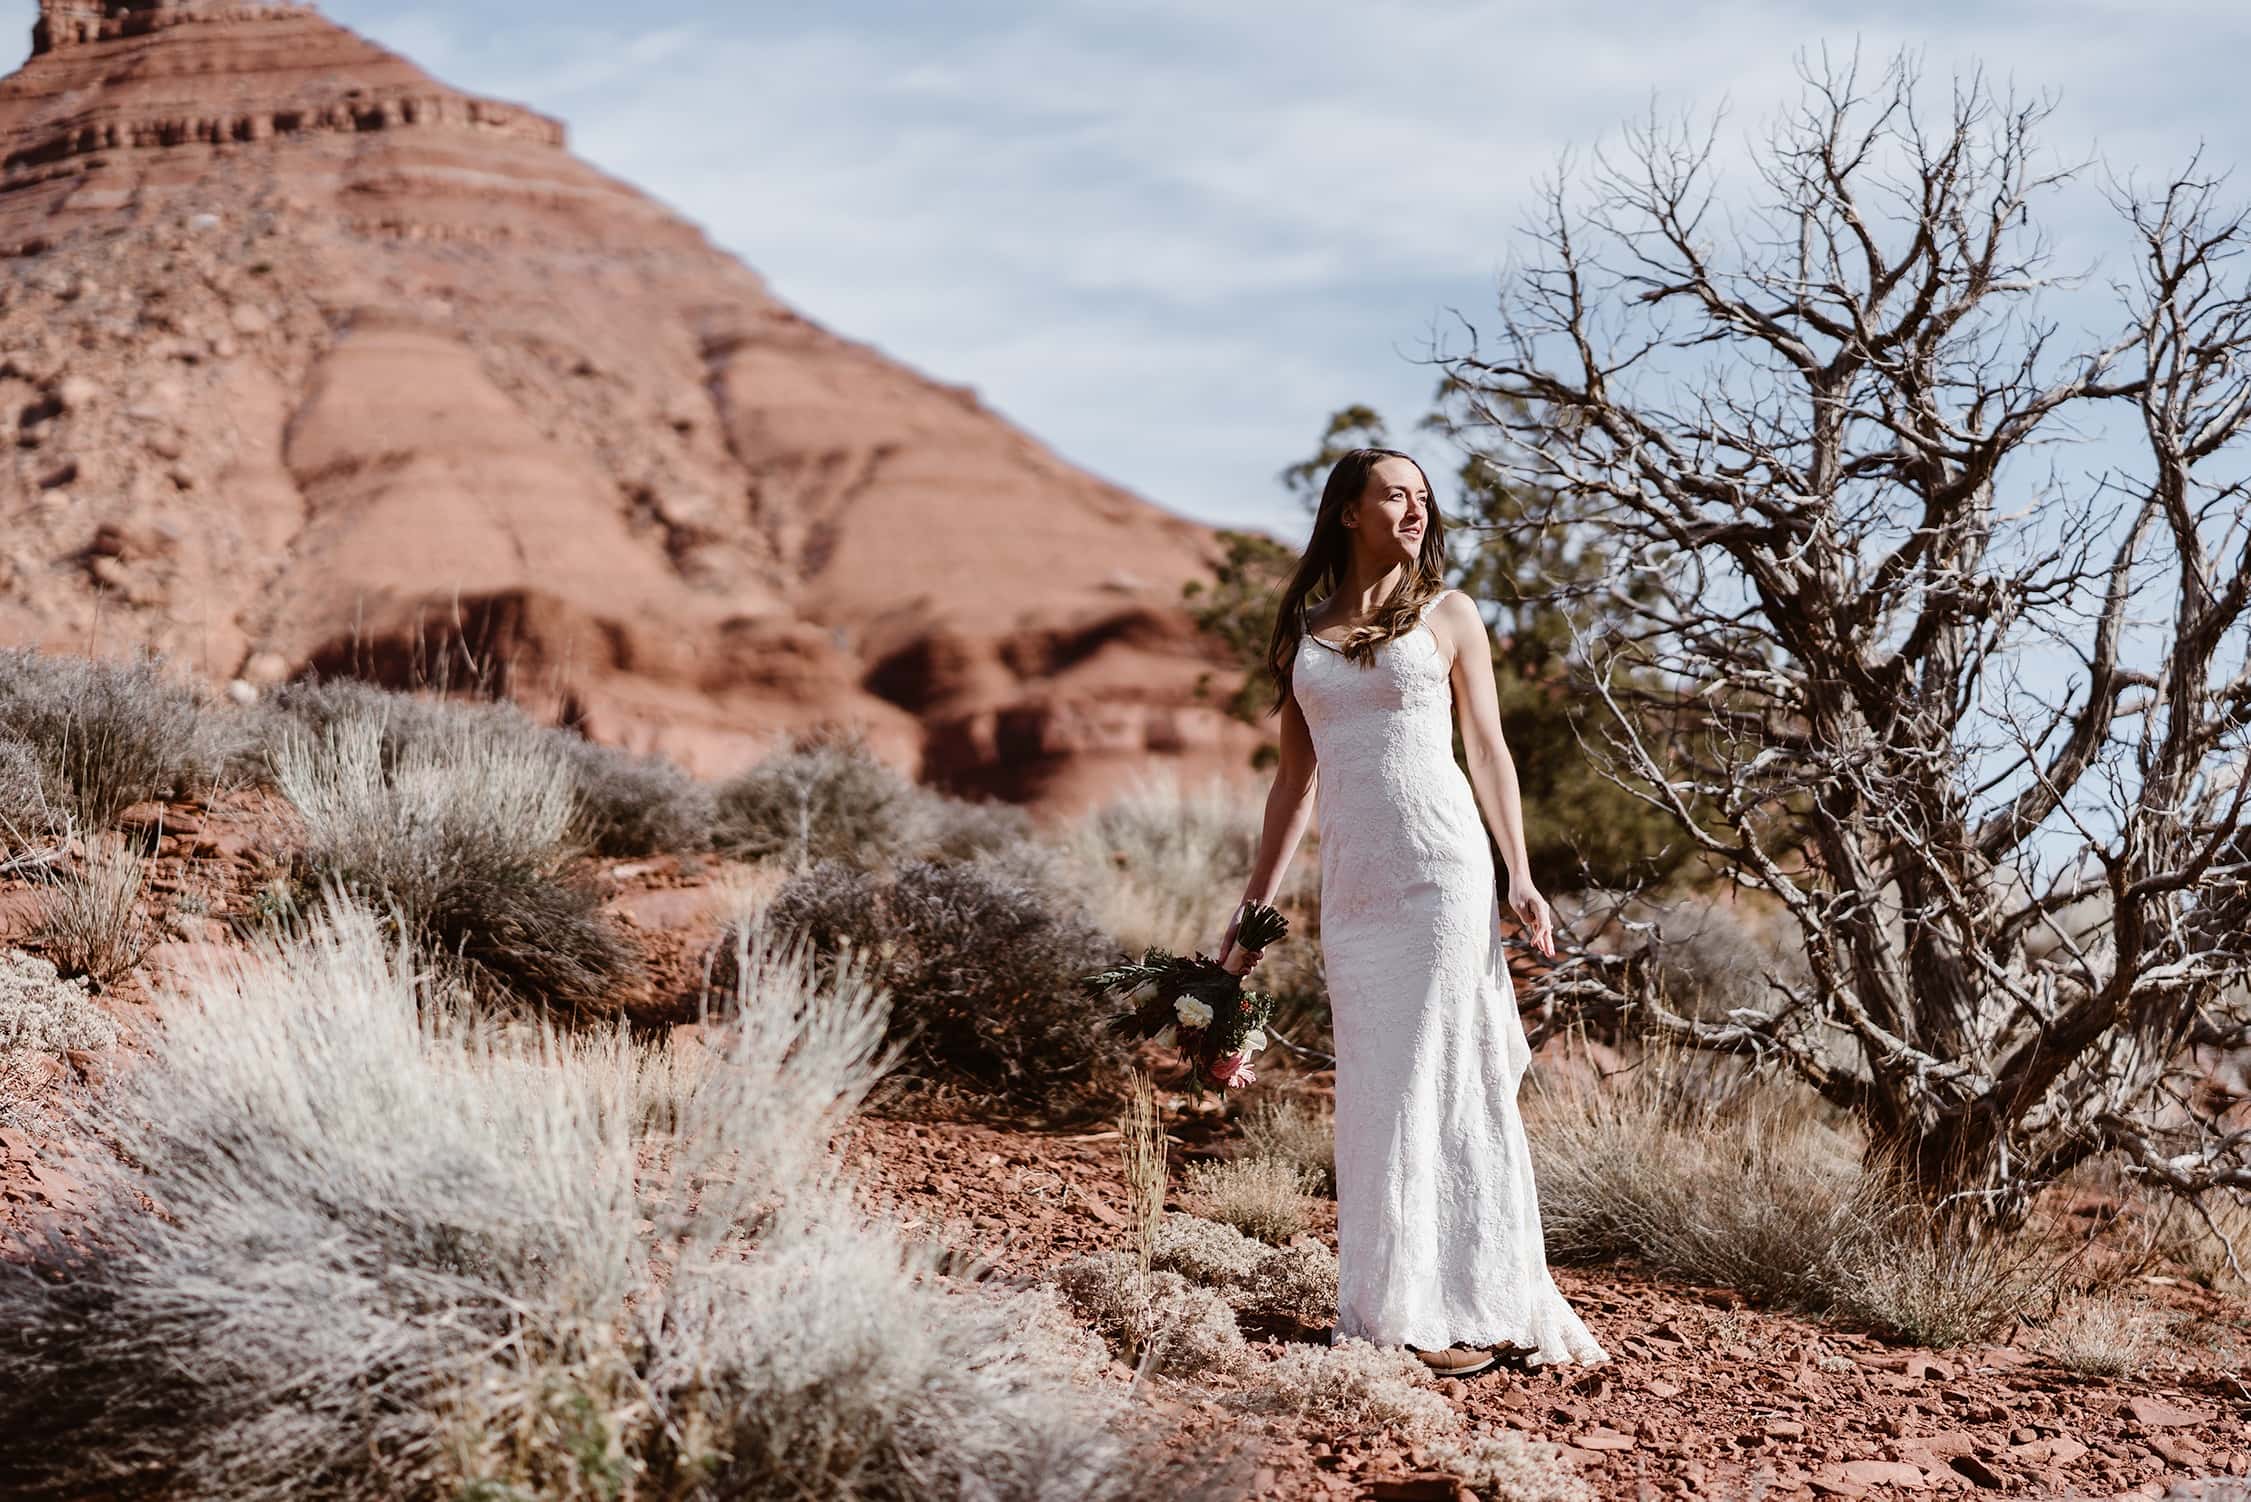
[1081,901,1290,1097]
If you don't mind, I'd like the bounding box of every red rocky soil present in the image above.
[7,786,2249,1502]
[848,1105,2251,1502]
[0,0,1262,815]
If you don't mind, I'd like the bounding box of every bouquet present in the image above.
[1080,901,1290,1095]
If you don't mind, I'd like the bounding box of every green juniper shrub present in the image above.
[744,856,1131,1117]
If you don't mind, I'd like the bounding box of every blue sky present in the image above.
[4,1,2248,544]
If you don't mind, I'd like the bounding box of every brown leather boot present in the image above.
[1407,1343,1497,1377]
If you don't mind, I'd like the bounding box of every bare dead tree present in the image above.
[1448,47,2251,1224]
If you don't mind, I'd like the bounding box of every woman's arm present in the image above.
[1429,591,1555,957]
[1221,689,1318,961]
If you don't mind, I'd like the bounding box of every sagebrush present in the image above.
[0,897,1223,1502]
[271,715,633,1018]
[747,855,1130,1115]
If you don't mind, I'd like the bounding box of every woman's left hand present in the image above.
[1507,876,1556,959]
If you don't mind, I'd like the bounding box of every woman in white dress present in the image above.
[1216,446,1609,1377]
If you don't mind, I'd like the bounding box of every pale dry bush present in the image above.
[2032,1292,2178,1378]
[272,715,633,1018]
[1232,1339,1453,1447]
[1150,1212,1338,1326]
[0,947,117,1125]
[32,835,154,987]
[0,736,65,860]
[1248,1241,1341,1327]
[0,895,1209,1502]
[269,678,714,857]
[0,645,233,828]
[1528,1043,2050,1344]
[1153,1211,1268,1288]
[1184,1156,1321,1245]
[751,855,1127,1115]
[712,725,1028,873]
[1418,1433,1592,1502]
[1047,1250,1252,1378]
[1238,1094,1335,1196]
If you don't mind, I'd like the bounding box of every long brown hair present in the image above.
[1262,446,1449,716]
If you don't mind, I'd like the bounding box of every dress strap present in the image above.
[1418,589,1454,618]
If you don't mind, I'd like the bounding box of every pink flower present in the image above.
[1206,1051,1256,1089]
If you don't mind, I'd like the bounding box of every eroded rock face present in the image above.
[0,2,1260,812]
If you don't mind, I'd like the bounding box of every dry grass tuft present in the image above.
[1057,768,1277,957]
[269,678,715,857]
[1121,1068,1166,1275]
[0,646,232,829]
[1183,1155,1321,1245]
[32,836,154,988]
[1237,1095,1335,1196]
[1528,1043,2054,1345]
[0,737,67,861]
[1822,1204,2061,1349]
[711,725,1026,873]
[2031,1292,2177,1378]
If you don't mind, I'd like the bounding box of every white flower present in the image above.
[1174,996,1214,1029]
[1239,1028,1267,1056]
[1153,1023,1178,1047]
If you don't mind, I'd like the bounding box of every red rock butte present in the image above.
[0,0,1263,811]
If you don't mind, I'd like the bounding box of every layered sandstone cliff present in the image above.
[0,0,1259,811]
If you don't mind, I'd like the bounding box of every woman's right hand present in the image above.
[1215,903,1264,977]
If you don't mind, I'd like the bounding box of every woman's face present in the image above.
[1347,456,1429,564]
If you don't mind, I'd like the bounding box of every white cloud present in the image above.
[8,0,2251,541]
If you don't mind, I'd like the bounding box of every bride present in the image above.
[1215,446,1609,1377]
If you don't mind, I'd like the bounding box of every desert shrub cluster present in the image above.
[0,646,235,830]
[268,678,716,858]
[711,725,1033,872]
[271,715,634,1018]
[1527,1042,2056,1345]
[744,854,1130,1115]
[0,899,1215,1502]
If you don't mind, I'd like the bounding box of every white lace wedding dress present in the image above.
[1293,589,1608,1366]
